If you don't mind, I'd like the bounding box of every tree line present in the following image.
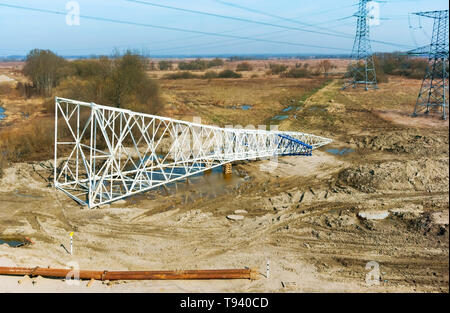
[21,49,163,114]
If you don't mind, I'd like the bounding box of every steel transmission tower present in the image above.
[54,98,331,208]
[343,0,378,90]
[408,10,449,120]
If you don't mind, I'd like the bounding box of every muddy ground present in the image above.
[0,76,448,293]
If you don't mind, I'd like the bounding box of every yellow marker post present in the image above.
[70,232,74,255]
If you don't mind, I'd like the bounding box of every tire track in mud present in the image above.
[191,190,350,260]
[162,171,448,292]
[271,201,449,292]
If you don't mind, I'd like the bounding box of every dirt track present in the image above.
[0,78,448,292]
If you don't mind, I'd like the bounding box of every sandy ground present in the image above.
[0,75,15,83]
[375,110,450,128]
[0,72,448,293]
[0,145,448,292]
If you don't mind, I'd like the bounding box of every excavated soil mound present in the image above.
[337,158,449,193]
[349,132,449,156]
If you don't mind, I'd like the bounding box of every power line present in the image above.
[126,0,413,49]
[0,6,352,54]
[126,0,359,38]
[61,16,359,54]
[0,2,351,53]
[213,0,415,48]
[213,0,356,37]
[257,2,360,20]
[146,7,357,54]
[301,15,355,27]
[149,30,290,54]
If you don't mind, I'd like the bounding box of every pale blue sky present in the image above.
[0,0,448,56]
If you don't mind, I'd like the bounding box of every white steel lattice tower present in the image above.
[343,0,378,90]
[54,98,332,208]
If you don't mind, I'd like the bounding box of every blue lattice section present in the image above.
[277,134,313,156]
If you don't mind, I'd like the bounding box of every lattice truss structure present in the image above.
[54,98,332,208]
[408,10,449,120]
[343,0,378,91]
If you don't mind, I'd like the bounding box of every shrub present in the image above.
[15,82,36,98]
[208,58,224,67]
[98,51,163,114]
[163,71,202,79]
[236,62,253,72]
[374,52,429,79]
[317,60,337,76]
[283,67,312,78]
[374,62,389,83]
[217,69,242,78]
[203,71,218,79]
[148,61,157,71]
[158,60,172,70]
[0,117,54,162]
[22,49,71,96]
[268,63,288,75]
[71,58,110,78]
[56,76,97,103]
[132,77,164,114]
[178,58,224,71]
[178,59,209,71]
[0,83,13,95]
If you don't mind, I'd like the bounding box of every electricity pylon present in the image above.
[343,0,378,91]
[408,10,449,120]
[54,98,332,208]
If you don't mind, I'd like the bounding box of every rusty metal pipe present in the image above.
[0,267,257,281]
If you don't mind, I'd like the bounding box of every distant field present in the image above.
[159,76,330,127]
[148,58,350,79]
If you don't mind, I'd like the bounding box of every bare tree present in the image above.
[318,60,337,76]
[22,49,68,96]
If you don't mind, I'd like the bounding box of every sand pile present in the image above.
[337,158,449,193]
[349,132,449,156]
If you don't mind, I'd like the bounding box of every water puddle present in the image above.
[126,164,246,205]
[308,105,327,112]
[14,190,43,199]
[0,107,5,120]
[0,236,30,248]
[326,148,355,156]
[230,105,252,110]
[272,115,289,121]
[282,106,293,112]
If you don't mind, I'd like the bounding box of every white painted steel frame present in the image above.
[54,97,332,208]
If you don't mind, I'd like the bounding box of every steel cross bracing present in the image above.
[343,0,378,91]
[408,10,449,120]
[54,97,332,208]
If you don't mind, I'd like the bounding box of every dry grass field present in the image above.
[159,76,330,126]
